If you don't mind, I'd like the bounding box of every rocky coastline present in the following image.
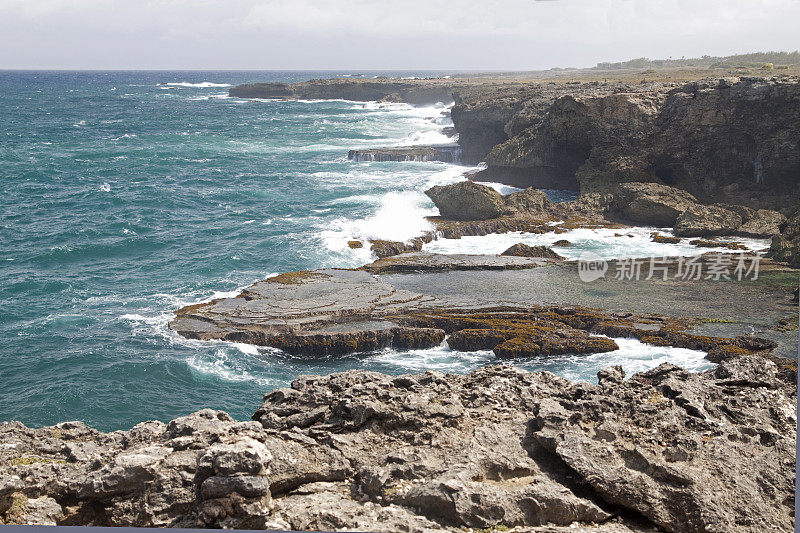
[1,73,798,531]
[1,355,795,531]
[229,74,800,264]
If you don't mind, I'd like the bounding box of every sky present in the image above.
[0,0,798,70]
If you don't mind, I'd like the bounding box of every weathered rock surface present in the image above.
[3,357,792,531]
[168,269,443,356]
[425,181,506,220]
[363,252,554,274]
[612,182,699,226]
[532,356,796,532]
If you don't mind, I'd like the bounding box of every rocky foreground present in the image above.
[0,355,795,531]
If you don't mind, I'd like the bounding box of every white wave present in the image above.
[320,190,436,264]
[397,129,456,147]
[424,225,769,260]
[161,82,231,88]
[110,133,137,141]
[478,182,523,195]
[99,183,111,192]
[367,336,711,382]
[187,348,273,385]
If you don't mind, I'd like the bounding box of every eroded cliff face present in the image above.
[453,77,800,209]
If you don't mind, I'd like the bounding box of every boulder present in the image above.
[674,204,743,237]
[769,235,800,267]
[500,243,563,260]
[530,356,796,533]
[736,209,787,237]
[502,187,553,216]
[369,239,423,259]
[425,181,505,221]
[611,182,699,226]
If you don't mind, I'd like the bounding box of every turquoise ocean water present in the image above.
[1,71,715,431]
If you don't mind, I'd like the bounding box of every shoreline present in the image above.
[2,71,798,531]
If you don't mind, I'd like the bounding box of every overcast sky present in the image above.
[0,0,798,70]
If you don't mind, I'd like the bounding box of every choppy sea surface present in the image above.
[1,71,751,430]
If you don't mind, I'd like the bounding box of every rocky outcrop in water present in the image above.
[500,243,563,260]
[425,181,507,220]
[348,145,461,163]
[424,181,562,222]
[229,78,463,105]
[1,355,795,531]
[167,262,792,361]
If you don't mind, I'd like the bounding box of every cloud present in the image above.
[0,0,798,69]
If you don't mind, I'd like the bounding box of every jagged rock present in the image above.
[613,182,700,226]
[500,243,563,259]
[502,187,553,216]
[2,495,64,525]
[168,269,445,355]
[674,204,743,237]
[425,181,506,220]
[735,208,786,237]
[370,238,424,258]
[651,233,681,244]
[1,356,795,531]
[530,356,796,533]
[450,77,800,209]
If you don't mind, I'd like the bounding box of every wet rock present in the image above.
[169,269,445,356]
[425,181,506,221]
[651,233,680,244]
[492,327,619,358]
[370,238,424,258]
[1,494,64,526]
[552,239,572,246]
[688,239,747,250]
[500,243,563,259]
[347,240,363,249]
